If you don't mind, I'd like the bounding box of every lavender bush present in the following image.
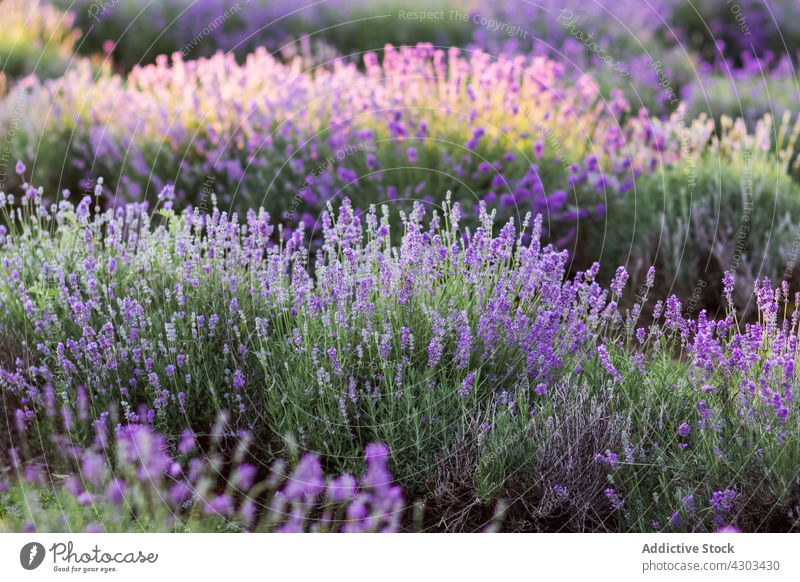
[13,0,800,121]
[597,112,800,316]
[474,0,800,119]
[53,0,800,77]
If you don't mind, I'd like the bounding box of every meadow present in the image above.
[0,0,799,533]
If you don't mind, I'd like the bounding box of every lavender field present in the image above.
[0,0,799,534]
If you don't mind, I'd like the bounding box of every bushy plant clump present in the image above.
[0,181,798,532]
[52,0,800,86]
[596,112,800,316]
[6,36,799,309]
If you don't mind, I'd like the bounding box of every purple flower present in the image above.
[594,450,620,469]
[178,428,196,455]
[459,371,476,398]
[169,482,192,507]
[327,473,357,503]
[610,266,629,296]
[282,453,324,501]
[722,271,735,303]
[710,489,736,513]
[81,451,105,485]
[204,494,234,516]
[604,487,624,510]
[233,369,245,390]
[645,266,656,288]
[364,443,390,470]
[232,464,257,490]
[158,183,176,202]
[597,344,621,382]
[104,479,126,505]
[553,484,569,498]
[427,337,443,368]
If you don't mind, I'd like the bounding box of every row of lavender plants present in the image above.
[0,177,798,532]
[4,43,800,312]
[2,44,674,213]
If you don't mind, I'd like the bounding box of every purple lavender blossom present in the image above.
[459,371,476,398]
[597,344,621,382]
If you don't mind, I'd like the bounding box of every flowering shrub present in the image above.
[13,0,798,122]
[0,182,798,532]
[5,29,799,311]
[51,0,800,80]
[469,0,698,116]
[596,112,800,315]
